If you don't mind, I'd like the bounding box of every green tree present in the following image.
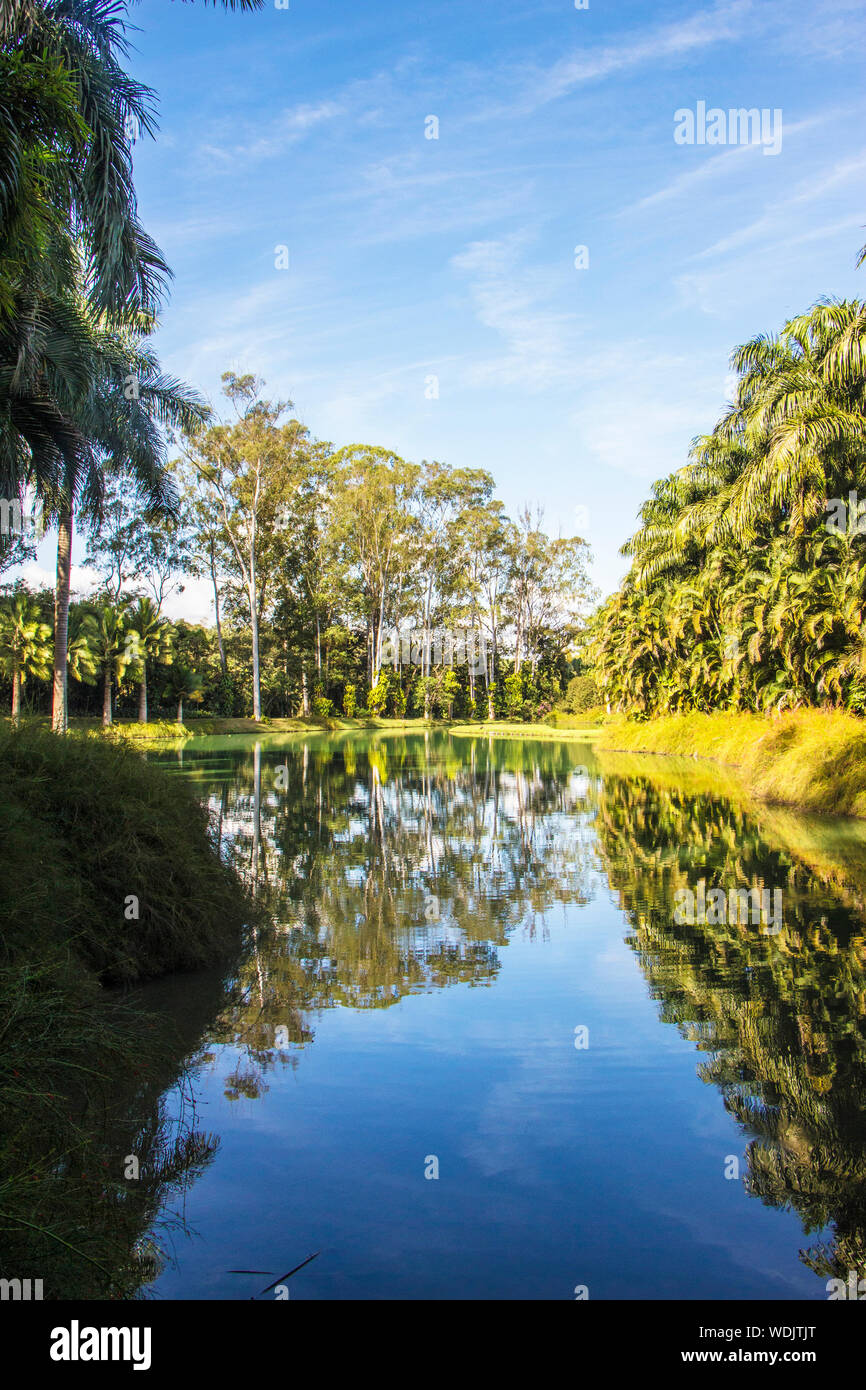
[0,590,51,720]
[162,664,203,725]
[127,596,173,723]
[86,601,139,727]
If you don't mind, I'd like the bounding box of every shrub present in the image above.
[564,674,601,714]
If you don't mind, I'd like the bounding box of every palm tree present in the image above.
[66,607,99,689]
[128,595,173,722]
[87,600,139,727]
[46,320,206,733]
[0,590,52,721]
[163,665,203,725]
[595,292,866,719]
[1,3,237,731]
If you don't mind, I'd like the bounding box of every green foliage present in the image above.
[592,299,866,718]
[0,722,256,1296]
[366,670,391,715]
[563,673,601,714]
[0,590,51,714]
[162,664,204,722]
[503,671,524,719]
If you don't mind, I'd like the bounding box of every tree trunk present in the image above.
[249,572,261,721]
[301,667,310,717]
[11,668,21,724]
[138,664,147,723]
[103,670,112,727]
[52,505,73,734]
[177,696,184,724]
[210,542,227,675]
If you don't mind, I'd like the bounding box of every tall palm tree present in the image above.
[0,590,52,720]
[1,1,241,731]
[46,319,206,732]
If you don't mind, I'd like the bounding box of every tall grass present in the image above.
[598,709,866,817]
[0,725,257,1296]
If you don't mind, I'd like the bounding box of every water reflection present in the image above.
[142,734,866,1296]
[162,736,596,1070]
[594,762,866,1284]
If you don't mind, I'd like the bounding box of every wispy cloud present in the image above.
[201,99,345,165]
[618,114,832,217]
[694,152,866,259]
[516,0,753,112]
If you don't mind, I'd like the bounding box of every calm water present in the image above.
[137,733,866,1300]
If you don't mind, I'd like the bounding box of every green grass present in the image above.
[95,718,194,744]
[0,724,258,1296]
[597,708,866,817]
[76,713,606,745]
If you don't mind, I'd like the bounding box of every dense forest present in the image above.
[591,285,866,717]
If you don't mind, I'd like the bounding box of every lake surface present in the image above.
[139,732,866,1300]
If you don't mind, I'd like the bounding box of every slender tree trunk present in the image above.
[52,505,73,734]
[177,696,184,724]
[249,568,261,721]
[210,542,227,675]
[11,668,21,724]
[375,587,386,681]
[103,670,112,727]
[301,667,310,717]
[138,664,147,723]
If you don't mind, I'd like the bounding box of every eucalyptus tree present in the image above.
[174,373,309,719]
[331,445,420,685]
[409,462,495,675]
[463,500,512,717]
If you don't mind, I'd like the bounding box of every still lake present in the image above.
[139,732,866,1300]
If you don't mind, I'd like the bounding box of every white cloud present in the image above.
[517,0,753,112]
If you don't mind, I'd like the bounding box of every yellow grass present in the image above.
[597,708,866,818]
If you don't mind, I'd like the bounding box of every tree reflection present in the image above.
[594,764,866,1284]
[163,734,596,1098]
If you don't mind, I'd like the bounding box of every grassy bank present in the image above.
[0,725,257,1296]
[597,709,866,817]
[65,713,606,745]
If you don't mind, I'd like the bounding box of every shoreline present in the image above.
[596,708,866,820]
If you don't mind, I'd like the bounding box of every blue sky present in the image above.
[21,0,866,617]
